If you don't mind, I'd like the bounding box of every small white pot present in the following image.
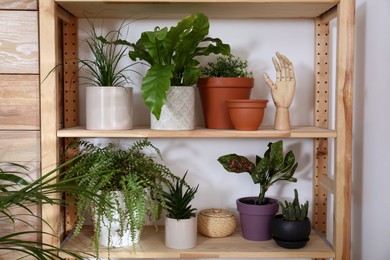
[95,191,140,247]
[86,86,133,130]
[165,216,197,249]
[151,86,195,130]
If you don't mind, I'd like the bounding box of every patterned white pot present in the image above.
[165,216,197,249]
[86,86,133,130]
[151,86,195,130]
[95,191,140,248]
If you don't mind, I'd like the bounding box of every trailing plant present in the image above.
[279,189,309,221]
[64,138,179,256]
[163,172,199,220]
[217,140,298,205]
[0,157,98,259]
[200,54,253,78]
[118,12,230,119]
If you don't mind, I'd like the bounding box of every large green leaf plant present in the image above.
[119,12,230,119]
[217,140,298,205]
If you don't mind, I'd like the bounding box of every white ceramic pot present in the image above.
[86,86,133,130]
[151,86,195,130]
[95,191,140,247]
[165,216,197,249]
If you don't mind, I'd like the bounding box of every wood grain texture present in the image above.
[61,225,335,259]
[0,75,39,130]
[0,0,37,10]
[0,131,40,162]
[0,11,38,74]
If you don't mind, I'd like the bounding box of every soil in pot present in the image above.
[236,197,279,241]
[197,78,253,129]
[227,99,268,130]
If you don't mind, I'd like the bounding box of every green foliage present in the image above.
[200,55,253,78]
[217,140,298,205]
[78,18,137,87]
[64,138,179,256]
[0,158,98,259]
[118,12,230,119]
[279,189,309,221]
[163,172,199,220]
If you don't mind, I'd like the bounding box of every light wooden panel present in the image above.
[334,0,355,259]
[0,11,38,74]
[0,0,37,10]
[0,75,39,130]
[0,131,40,162]
[61,226,335,259]
[56,0,338,19]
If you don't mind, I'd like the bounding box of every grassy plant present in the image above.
[163,172,198,220]
[0,158,98,259]
[200,55,253,78]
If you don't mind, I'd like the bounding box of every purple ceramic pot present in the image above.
[236,197,279,241]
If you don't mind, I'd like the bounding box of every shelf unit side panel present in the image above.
[334,0,355,259]
[313,17,330,241]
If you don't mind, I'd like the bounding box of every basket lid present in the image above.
[200,208,234,218]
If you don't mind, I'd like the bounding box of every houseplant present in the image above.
[197,55,255,129]
[271,189,311,249]
[121,12,230,130]
[217,140,298,241]
[64,138,179,257]
[80,18,136,130]
[0,158,99,259]
[163,172,199,249]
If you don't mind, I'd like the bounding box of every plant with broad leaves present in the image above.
[217,140,298,205]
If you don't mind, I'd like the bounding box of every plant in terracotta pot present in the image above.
[64,138,179,257]
[272,189,311,249]
[119,12,230,130]
[197,54,255,129]
[217,140,298,241]
[79,18,137,130]
[163,172,199,249]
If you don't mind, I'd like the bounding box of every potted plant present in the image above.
[80,18,136,130]
[64,138,179,257]
[163,172,199,249]
[0,158,99,259]
[120,12,230,130]
[272,189,311,249]
[217,140,298,241]
[197,54,256,129]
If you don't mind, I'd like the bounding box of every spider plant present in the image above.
[0,157,99,260]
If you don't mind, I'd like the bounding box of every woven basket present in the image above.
[198,208,237,238]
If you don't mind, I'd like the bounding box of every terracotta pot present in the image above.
[227,99,268,130]
[197,78,253,129]
[236,197,279,241]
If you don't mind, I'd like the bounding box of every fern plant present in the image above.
[163,172,199,220]
[200,55,253,78]
[279,189,309,221]
[64,138,179,256]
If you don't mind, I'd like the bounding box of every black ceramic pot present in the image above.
[271,214,311,249]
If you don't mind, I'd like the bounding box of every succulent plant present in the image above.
[279,189,309,221]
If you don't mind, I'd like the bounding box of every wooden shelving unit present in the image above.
[39,0,355,259]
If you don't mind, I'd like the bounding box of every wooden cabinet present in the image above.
[39,1,355,259]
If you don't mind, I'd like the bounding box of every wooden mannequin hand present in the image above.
[263,52,296,130]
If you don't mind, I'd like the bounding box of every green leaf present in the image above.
[141,64,174,119]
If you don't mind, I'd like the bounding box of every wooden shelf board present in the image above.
[60,225,335,258]
[55,0,339,19]
[57,126,337,138]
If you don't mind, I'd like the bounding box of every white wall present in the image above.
[79,0,390,258]
[352,0,390,259]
